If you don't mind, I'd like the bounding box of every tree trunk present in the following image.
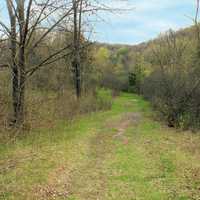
[7,0,19,124]
[12,61,19,123]
[73,0,81,99]
[17,0,26,124]
[73,59,81,98]
[11,28,18,122]
[17,46,26,124]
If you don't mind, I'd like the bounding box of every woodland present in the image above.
[1,1,200,200]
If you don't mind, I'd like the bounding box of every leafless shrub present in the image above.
[142,29,200,129]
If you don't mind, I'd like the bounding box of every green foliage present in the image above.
[96,88,113,110]
[93,45,148,92]
[96,47,111,60]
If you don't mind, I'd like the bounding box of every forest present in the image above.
[1,0,200,200]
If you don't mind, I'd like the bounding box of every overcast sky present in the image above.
[92,0,197,44]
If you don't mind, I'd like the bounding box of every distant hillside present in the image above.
[95,24,197,56]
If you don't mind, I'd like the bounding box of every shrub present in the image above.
[96,88,113,110]
[142,67,200,129]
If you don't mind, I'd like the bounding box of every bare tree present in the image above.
[70,0,132,98]
[1,0,74,125]
[72,0,82,98]
[0,0,132,125]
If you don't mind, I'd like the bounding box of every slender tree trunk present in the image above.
[17,0,26,124]
[73,0,81,99]
[11,21,18,123]
[73,60,81,98]
[12,66,19,122]
[17,46,26,123]
[6,0,19,124]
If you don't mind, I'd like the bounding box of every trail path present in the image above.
[1,94,200,200]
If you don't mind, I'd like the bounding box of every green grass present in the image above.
[1,93,200,200]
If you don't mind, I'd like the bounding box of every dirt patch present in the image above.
[112,113,141,141]
[34,183,69,200]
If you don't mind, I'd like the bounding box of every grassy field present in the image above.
[1,93,200,200]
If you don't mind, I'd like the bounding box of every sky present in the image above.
[92,0,197,45]
[0,0,197,45]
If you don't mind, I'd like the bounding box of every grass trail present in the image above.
[1,94,200,200]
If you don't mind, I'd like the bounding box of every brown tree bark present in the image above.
[6,0,19,124]
[6,0,29,125]
[72,0,82,99]
[17,0,26,123]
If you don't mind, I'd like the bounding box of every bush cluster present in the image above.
[141,30,200,129]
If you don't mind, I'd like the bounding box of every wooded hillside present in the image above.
[94,24,200,130]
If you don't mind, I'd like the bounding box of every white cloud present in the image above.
[92,0,196,44]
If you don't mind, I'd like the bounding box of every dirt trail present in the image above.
[66,112,141,200]
[112,112,141,143]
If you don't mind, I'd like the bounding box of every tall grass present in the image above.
[0,86,113,141]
